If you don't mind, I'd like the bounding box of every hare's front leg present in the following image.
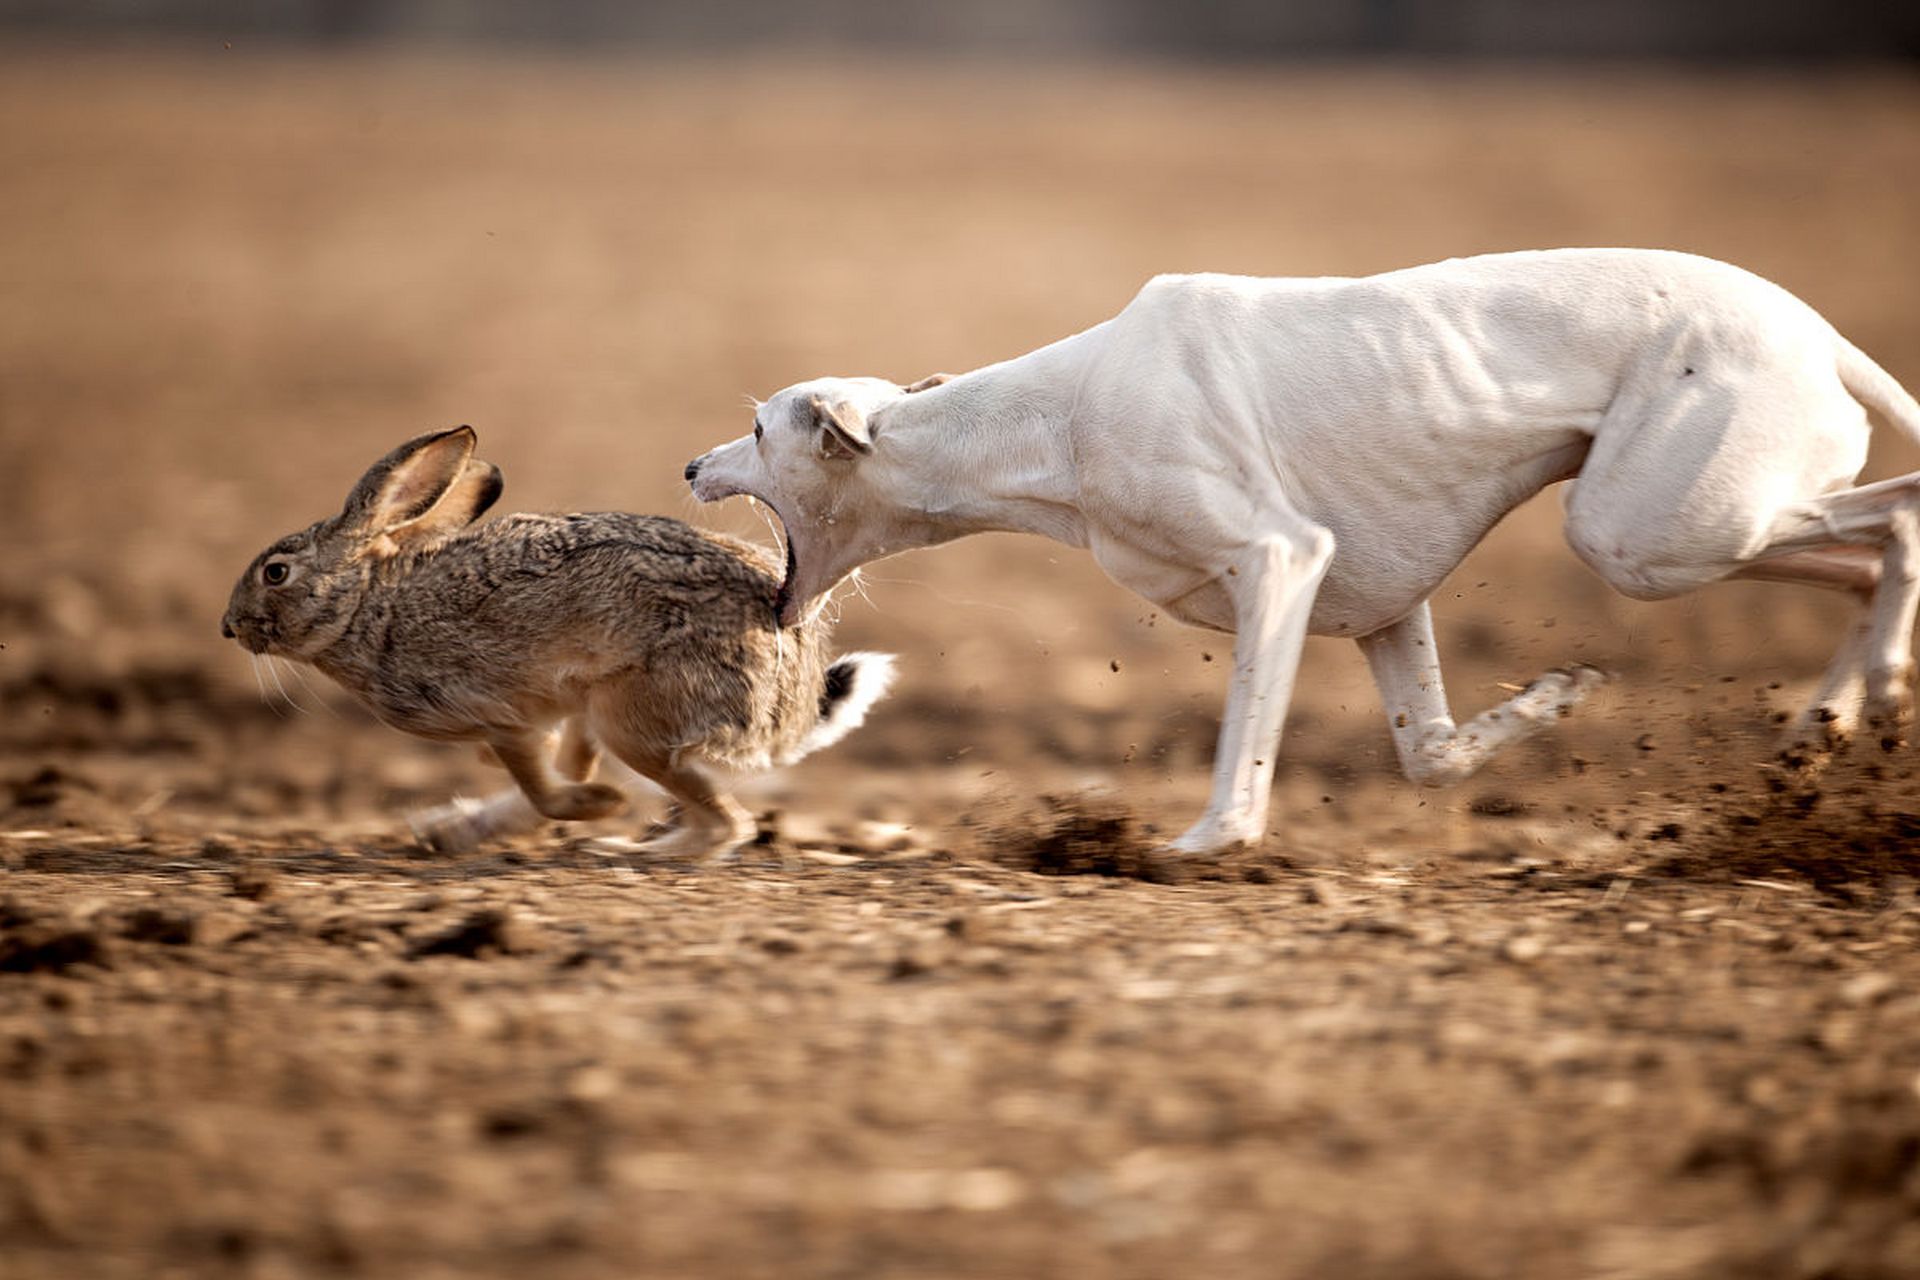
[410,719,615,852]
[488,727,628,822]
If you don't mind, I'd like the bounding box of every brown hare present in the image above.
[222,426,893,856]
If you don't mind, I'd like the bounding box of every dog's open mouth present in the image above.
[746,496,799,625]
[774,529,797,620]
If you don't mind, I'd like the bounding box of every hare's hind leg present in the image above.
[596,735,754,860]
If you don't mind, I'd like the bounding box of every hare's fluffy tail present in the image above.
[797,652,896,758]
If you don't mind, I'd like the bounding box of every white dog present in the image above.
[687,249,1920,855]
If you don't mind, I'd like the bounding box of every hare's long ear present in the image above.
[433,459,505,529]
[339,426,481,554]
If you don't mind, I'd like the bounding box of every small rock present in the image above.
[887,946,940,980]
[1840,971,1896,1006]
[1503,935,1547,963]
[564,1066,620,1104]
[1337,913,1413,938]
[228,864,276,901]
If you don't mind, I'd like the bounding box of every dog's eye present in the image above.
[262,562,290,586]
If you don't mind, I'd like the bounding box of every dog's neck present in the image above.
[877,325,1105,549]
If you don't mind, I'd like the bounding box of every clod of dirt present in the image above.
[3,764,98,811]
[1648,759,1920,899]
[1468,793,1532,818]
[228,863,276,901]
[408,908,544,960]
[887,946,941,980]
[987,794,1183,883]
[0,911,112,974]
[115,905,199,946]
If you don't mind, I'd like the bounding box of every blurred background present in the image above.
[4,10,1920,1279]
[2,0,1918,826]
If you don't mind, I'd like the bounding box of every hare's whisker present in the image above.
[281,658,337,716]
[249,655,286,718]
[263,655,302,714]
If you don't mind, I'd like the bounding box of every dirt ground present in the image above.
[4,45,1920,1278]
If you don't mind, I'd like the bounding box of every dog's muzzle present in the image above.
[683,457,703,483]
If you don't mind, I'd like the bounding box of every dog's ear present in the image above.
[903,373,952,393]
[810,394,873,458]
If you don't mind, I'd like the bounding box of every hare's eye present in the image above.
[262,562,290,586]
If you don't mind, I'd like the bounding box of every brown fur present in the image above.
[222,427,891,855]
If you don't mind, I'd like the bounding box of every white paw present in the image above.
[408,790,539,853]
[1522,664,1607,718]
[409,797,489,853]
[637,819,755,862]
[1168,813,1262,856]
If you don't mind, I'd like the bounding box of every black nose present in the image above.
[221,619,235,639]
[683,457,702,483]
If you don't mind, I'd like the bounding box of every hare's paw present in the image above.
[535,783,629,822]
[408,789,538,852]
[637,821,754,862]
[411,800,484,853]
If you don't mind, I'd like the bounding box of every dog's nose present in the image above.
[683,457,703,483]
[221,618,235,639]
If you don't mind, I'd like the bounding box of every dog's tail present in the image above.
[1838,336,1920,446]
[797,651,896,758]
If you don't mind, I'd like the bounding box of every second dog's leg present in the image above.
[1358,601,1605,787]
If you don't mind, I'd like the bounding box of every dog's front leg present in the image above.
[1171,524,1335,855]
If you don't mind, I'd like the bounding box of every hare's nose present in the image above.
[683,457,703,483]
[220,618,235,640]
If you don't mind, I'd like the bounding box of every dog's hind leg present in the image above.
[1358,601,1605,787]
[1758,481,1920,748]
[1731,547,1879,754]
[1170,520,1335,855]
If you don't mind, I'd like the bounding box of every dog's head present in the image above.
[686,373,951,626]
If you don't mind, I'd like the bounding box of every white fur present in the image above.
[689,248,1920,855]
[794,652,897,758]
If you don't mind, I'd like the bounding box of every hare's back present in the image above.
[468,511,780,619]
